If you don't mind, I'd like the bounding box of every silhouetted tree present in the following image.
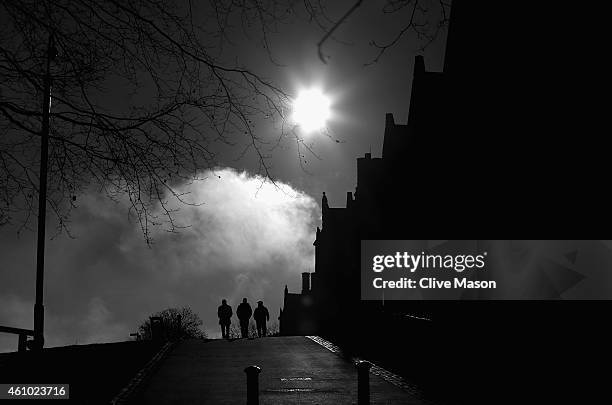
[0,0,448,239]
[138,306,206,340]
[0,0,293,240]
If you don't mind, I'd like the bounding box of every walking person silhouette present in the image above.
[253,301,270,337]
[236,298,252,338]
[217,299,233,339]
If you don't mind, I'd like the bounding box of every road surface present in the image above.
[137,336,440,404]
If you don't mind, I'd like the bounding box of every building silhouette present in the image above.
[278,0,612,338]
[279,14,612,396]
[278,3,471,337]
[276,2,608,403]
[278,53,453,336]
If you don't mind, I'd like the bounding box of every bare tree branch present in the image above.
[0,0,301,243]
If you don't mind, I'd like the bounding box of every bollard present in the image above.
[244,365,261,405]
[18,334,27,352]
[356,360,372,405]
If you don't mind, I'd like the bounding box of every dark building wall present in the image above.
[279,51,451,336]
[279,0,612,337]
[279,1,510,333]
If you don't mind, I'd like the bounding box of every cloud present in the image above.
[0,168,319,352]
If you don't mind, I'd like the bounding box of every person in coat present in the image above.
[217,299,233,339]
[236,298,252,338]
[253,301,270,337]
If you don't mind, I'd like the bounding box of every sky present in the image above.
[0,1,448,351]
[0,168,318,349]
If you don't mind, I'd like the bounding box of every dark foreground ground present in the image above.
[0,336,444,404]
[324,301,612,405]
[137,336,435,405]
[0,340,163,404]
[0,312,608,405]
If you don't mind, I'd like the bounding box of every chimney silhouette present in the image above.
[301,272,311,294]
[321,192,330,229]
[381,113,395,159]
[346,191,353,208]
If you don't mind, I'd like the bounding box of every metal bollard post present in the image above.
[244,365,262,405]
[356,360,372,405]
[18,334,27,352]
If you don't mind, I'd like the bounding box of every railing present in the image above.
[0,326,35,352]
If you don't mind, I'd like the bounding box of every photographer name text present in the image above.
[371,251,497,290]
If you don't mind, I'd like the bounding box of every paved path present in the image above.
[138,336,438,404]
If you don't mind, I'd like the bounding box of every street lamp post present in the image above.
[33,33,56,351]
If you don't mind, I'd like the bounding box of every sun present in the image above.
[292,88,331,133]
